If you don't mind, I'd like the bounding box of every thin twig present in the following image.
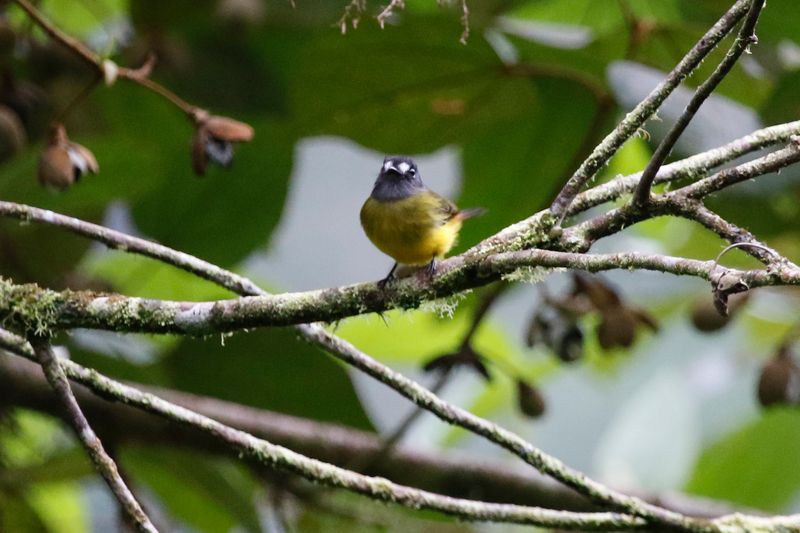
[53,74,102,123]
[671,202,781,265]
[713,242,778,266]
[0,202,730,530]
[14,0,198,119]
[376,0,405,28]
[549,0,752,222]
[0,351,754,517]
[632,0,766,206]
[0,330,649,532]
[30,341,157,533]
[568,120,800,215]
[355,285,507,470]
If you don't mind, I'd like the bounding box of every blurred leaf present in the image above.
[0,493,50,533]
[336,308,472,364]
[82,251,233,301]
[457,77,598,250]
[132,118,294,266]
[34,0,129,38]
[164,328,374,430]
[0,448,91,488]
[602,135,651,179]
[24,482,87,533]
[686,408,800,511]
[290,15,505,153]
[124,446,261,533]
[761,69,800,125]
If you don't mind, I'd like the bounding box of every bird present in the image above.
[360,156,485,287]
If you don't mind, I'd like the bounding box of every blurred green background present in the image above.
[1,0,800,531]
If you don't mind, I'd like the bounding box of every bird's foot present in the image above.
[377,273,395,290]
[377,263,398,290]
[422,258,437,281]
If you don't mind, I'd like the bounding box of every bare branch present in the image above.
[568,120,800,215]
[0,329,649,532]
[30,341,156,532]
[377,0,405,28]
[632,0,766,206]
[1,131,799,531]
[549,0,752,221]
[0,223,733,528]
[14,0,199,119]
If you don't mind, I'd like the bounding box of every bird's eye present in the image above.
[408,168,416,176]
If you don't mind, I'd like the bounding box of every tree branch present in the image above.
[0,329,649,531]
[30,341,156,532]
[0,352,752,519]
[0,230,731,528]
[14,0,198,118]
[568,120,800,215]
[548,0,752,221]
[632,0,766,206]
[1,248,794,336]
[1,130,799,530]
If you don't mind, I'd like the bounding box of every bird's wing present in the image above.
[430,192,459,224]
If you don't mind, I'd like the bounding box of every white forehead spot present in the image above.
[398,162,410,174]
[383,160,394,171]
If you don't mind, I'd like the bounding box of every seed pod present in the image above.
[0,104,26,160]
[556,322,584,363]
[757,346,800,408]
[38,123,98,190]
[516,379,546,418]
[526,304,585,362]
[191,113,254,176]
[690,292,749,333]
[573,274,658,351]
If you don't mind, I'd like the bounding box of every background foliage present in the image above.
[1,0,800,530]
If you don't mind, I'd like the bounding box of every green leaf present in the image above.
[456,77,598,251]
[289,15,510,153]
[0,493,51,533]
[163,328,375,430]
[123,446,262,533]
[686,408,800,511]
[81,251,233,301]
[131,118,294,267]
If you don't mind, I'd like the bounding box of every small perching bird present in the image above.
[360,156,485,287]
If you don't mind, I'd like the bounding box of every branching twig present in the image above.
[30,341,157,532]
[0,202,746,529]
[356,284,506,471]
[569,120,800,215]
[14,0,198,119]
[549,0,752,221]
[377,0,405,28]
[0,329,648,532]
[0,352,756,518]
[4,247,795,335]
[632,0,766,206]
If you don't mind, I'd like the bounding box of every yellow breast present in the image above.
[360,194,462,265]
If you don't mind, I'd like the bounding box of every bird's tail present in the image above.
[457,207,487,220]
